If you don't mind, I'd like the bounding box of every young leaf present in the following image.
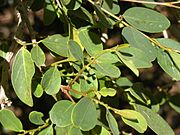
[38,125,53,135]
[29,111,45,125]
[93,63,121,78]
[157,49,180,81]
[41,67,61,95]
[116,77,133,87]
[71,97,97,131]
[31,45,45,67]
[135,104,175,135]
[68,126,83,135]
[50,100,75,127]
[0,109,23,132]
[79,28,103,56]
[11,47,35,107]
[122,27,157,61]
[123,7,170,33]
[99,87,116,97]
[42,34,69,57]
[33,84,44,98]
[116,51,139,76]
[117,109,147,133]
[68,40,84,64]
[106,109,120,135]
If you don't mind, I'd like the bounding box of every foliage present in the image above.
[0,0,180,135]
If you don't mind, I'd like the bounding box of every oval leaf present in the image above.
[71,97,97,131]
[31,45,45,67]
[157,49,180,80]
[122,27,157,61]
[123,7,170,33]
[50,100,74,127]
[93,63,121,78]
[135,104,174,135]
[29,111,45,125]
[99,87,116,97]
[41,67,61,95]
[68,127,83,135]
[79,29,103,56]
[11,47,35,106]
[42,34,69,57]
[0,109,23,132]
[68,40,84,63]
[117,109,147,133]
[106,109,120,135]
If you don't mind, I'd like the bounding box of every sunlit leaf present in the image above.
[42,34,69,57]
[135,104,174,135]
[29,111,45,125]
[99,87,116,97]
[11,47,35,106]
[116,77,133,87]
[123,7,170,33]
[71,97,97,131]
[0,109,23,132]
[68,127,83,135]
[41,67,61,95]
[31,45,45,67]
[50,100,74,127]
[106,109,120,135]
[38,125,53,135]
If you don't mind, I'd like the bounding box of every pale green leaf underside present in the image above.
[11,47,35,106]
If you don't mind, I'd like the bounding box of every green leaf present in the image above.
[117,109,147,133]
[102,0,120,14]
[50,100,75,127]
[100,127,111,135]
[93,4,112,28]
[66,0,82,10]
[31,45,45,67]
[143,0,156,8]
[38,125,53,135]
[156,38,180,51]
[0,109,23,132]
[123,7,170,33]
[79,28,103,56]
[116,77,133,87]
[44,0,56,25]
[41,67,61,95]
[99,87,116,97]
[169,51,180,70]
[33,84,44,98]
[68,40,84,63]
[135,104,175,135]
[62,0,71,5]
[122,27,157,61]
[93,63,121,78]
[42,34,69,57]
[71,97,97,131]
[96,52,119,64]
[70,82,82,99]
[68,127,83,135]
[116,51,139,76]
[11,47,35,106]
[168,94,180,113]
[29,111,45,125]
[106,109,120,135]
[120,47,153,68]
[55,126,71,135]
[157,49,180,80]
